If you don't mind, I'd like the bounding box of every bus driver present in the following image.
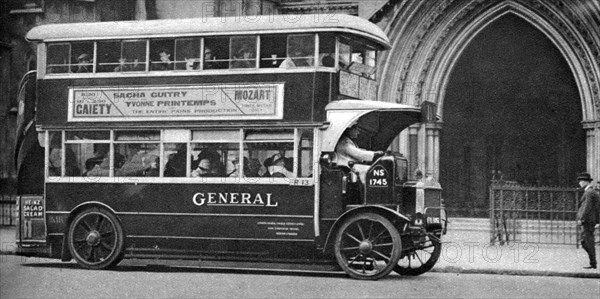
[334,124,384,184]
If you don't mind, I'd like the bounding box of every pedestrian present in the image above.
[575,172,600,269]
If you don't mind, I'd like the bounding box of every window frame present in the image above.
[46,128,317,185]
[41,32,357,77]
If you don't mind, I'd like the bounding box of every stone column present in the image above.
[425,122,443,180]
[583,120,600,184]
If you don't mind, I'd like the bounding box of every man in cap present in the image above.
[576,172,600,269]
[74,53,92,73]
[334,124,385,184]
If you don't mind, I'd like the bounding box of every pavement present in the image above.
[1,219,599,279]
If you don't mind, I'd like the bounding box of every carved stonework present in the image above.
[383,0,600,118]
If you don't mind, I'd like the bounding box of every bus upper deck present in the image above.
[26,14,389,129]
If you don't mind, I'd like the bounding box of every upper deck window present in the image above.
[97,40,146,72]
[318,34,336,67]
[174,38,201,70]
[204,37,229,70]
[46,43,71,74]
[47,41,95,74]
[230,36,257,69]
[279,34,315,68]
[43,33,376,76]
[338,37,377,79]
[150,39,175,71]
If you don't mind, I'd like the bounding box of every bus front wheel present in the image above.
[394,233,441,276]
[334,213,402,280]
[67,207,124,269]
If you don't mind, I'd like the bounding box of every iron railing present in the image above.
[490,182,584,246]
[0,194,16,226]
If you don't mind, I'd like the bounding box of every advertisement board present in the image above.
[68,83,284,122]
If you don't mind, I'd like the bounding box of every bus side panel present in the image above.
[45,183,315,242]
[36,72,333,126]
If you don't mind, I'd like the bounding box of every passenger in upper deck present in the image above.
[279,48,312,68]
[202,47,216,70]
[334,124,385,184]
[73,53,92,73]
[231,46,255,69]
[114,57,144,72]
[152,49,173,71]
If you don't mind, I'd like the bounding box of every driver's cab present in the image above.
[319,100,421,205]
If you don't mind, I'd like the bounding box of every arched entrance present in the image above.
[377,0,600,217]
[439,14,586,217]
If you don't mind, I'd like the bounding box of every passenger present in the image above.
[143,156,159,177]
[194,147,223,176]
[334,124,385,184]
[49,148,80,176]
[280,48,311,68]
[114,57,144,72]
[74,53,92,73]
[191,158,214,177]
[321,53,335,67]
[152,49,172,70]
[202,47,216,70]
[245,158,262,177]
[231,46,254,69]
[265,153,292,178]
[164,145,187,177]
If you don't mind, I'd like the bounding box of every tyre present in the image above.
[394,233,441,276]
[67,207,124,269]
[334,213,402,280]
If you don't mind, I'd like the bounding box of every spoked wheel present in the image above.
[394,233,441,276]
[334,213,402,280]
[68,207,124,269]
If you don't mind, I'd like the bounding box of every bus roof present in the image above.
[26,14,390,49]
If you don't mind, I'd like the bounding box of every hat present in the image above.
[78,53,90,61]
[577,172,593,182]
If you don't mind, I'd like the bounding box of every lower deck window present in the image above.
[48,128,314,181]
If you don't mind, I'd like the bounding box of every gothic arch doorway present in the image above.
[439,14,586,217]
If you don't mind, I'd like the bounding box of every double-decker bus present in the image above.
[15,14,446,280]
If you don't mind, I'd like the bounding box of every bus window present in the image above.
[174,38,201,70]
[244,130,294,178]
[190,143,239,177]
[150,39,174,71]
[118,40,146,72]
[318,34,336,67]
[204,37,229,69]
[338,40,350,69]
[260,35,286,68]
[114,131,160,177]
[163,143,187,177]
[65,131,110,177]
[97,41,120,72]
[46,43,70,74]
[190,130,239,177]
[280,34,315,68]
[230,36,257,69]
[98,40,146,72]
[48,132,63,176]
[365,48,376,68]
[298,129,314,178]
[70,42,94,73]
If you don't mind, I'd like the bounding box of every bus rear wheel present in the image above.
[334,213,402,280]
[67,207,124,269]
[394,233,441,276]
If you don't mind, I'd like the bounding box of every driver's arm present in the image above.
[336,137,375,164]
